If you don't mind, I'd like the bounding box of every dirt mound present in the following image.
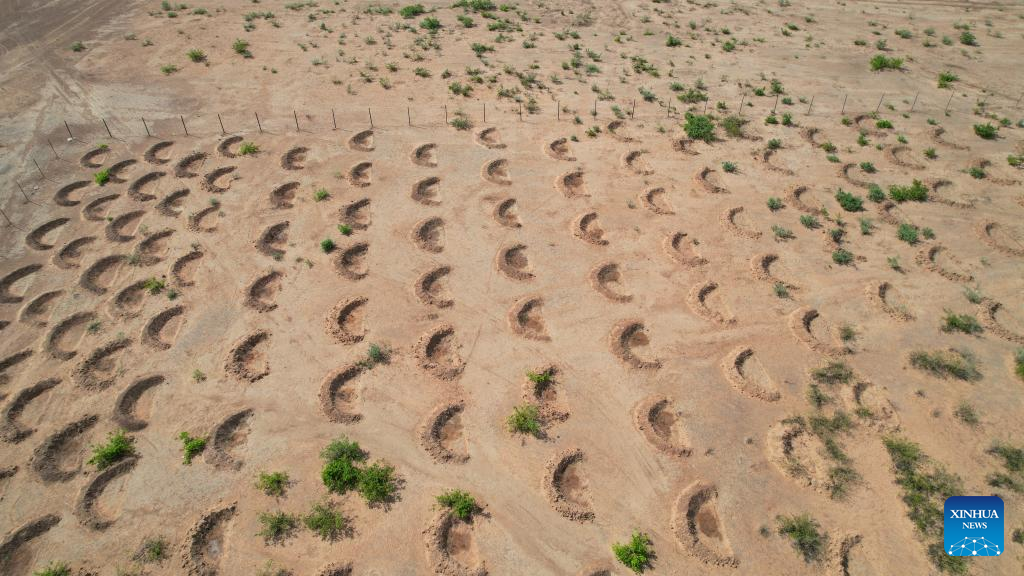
[53,236,97,270]
[670,481,739,567]
[318,364,364,423]
[786,185,824,215]
[255,221,289,259]
[134,228,174,266]
[79,254,127,295]
[128,171,165,201]
[142,305,185,350]
[546,138,575,161]
[112,374,166,431]
[543,448,594,522]
[573,212,607,245]
[105,210,145,243]
[423,509,488,576]
[721,346,780,401]
[416,323,465,381]
[788,307,849,357]
[72,338,133,391]
[270,182,298,209]
[866,281,913,321]
[978,298,1024,345]
[171,249,204,286]
[110,280,147,319]
[672,137,700,156]
[0,514,62,574]
[80,147,108,168]
[664,232,707,267]
[640,187,674,215]
[838,163,872,190]
[175,151,208,178]
[334,242,369,280]
[482,158,511,185]
[1,378,61,443]
[720,206,761,239]
[634,394,691,457]
[82,193,119,221]
[244,270,284,313]
[206,409,253,470]
[800,127,823,147]
[156,188,190,217]
[144,141,174,164]
[225,331,270,383]
[324,296,368,344]
[187,206,220,233]
[411,217,445,253]
[0,349,33,388]
[44,312,96,361]
[694,167,727,194]
[750,253,796,290]
[885,145,923,170]
[29,413,98,482]
[687,281,735,325]
[281,146,308,170]
[475,127,504,149]
[522,366,569,426]
[416,267,454,309]
[420,401,469,464]
[412,176,442,205]
[756,147,794,175]
[766,419,832,493]
[349,129,375,152]
[180,502,236,576]
[622,149,653,175]
[217,136,243,158]
[107,158,138,184]
[556,169,587,198]
[930,126,968,150]
[18,290,63,327]
[348,161,372,187]
[493,198,521,228]
[201,166,237,193]
[412,142,438,167]
[915,244,973,282]
[977,221,1024,256]
[54,180,89,206]
[589,262,632,303]
[317,563,353,576]
[507,296,549,340]
[1,263,43,303]
[496,244,533,281]
[925,179,974,209]
[74,456,138,530]
[608,320,660,369]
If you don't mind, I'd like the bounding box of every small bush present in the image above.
[799,215,820,229]
[70,41,85,52]
[436,489,478,520]
[256,471,289,496]
[773,282,790,298]
[666,35,682,47]
[897,223,919,245]
[239,142,259,155]
[910,349,980,380]
[683,113,715,143]
[257,511,299,543]
[1015,349,1024,381]
[924,147,937,159]
[835,189,863,212]
[94,169,110,186]
[812,361,853,385]
[34,562,71,576]
[859,161,876,174]
[420,16,441,30]
[320,238,335,253]
[358,461,398,504]
[160,64,178,75]
[314,188,329,201]
[186,48,206,62]
[179,432,207,464]
[722,161,737,173]
[777,514,824,562]
[507,404,541,436]
[304,502,349,540]
[953,402,979,426]
[832,249,853,265]
[450,115,472,130]
[321,436,366,463]
[88,430,135,469]
[767,138,782,150]
[767,197,784,211]
[721,115,746,138]
[338,224,353,236]
[889,180,928,202]
[772,225,794,240]
[399,4,426,18]
[612,532,653,573]
[973,123,997,139]
[867,184,885,202]
[941,311,982,334]
[937,71,958,88]
[869,54,903,71]
[875,120,892,130]
[322,458,362,493]
[232,38,251,56]
[959,30,977,46]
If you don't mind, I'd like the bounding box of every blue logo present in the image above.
[944,496,1003,557]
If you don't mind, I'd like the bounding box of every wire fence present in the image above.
[2,85,1020,229]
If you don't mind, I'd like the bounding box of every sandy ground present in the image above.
[1,1,1023,575]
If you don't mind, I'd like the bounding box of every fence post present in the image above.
[444,105,448,124]
[630,99,635,119]
[483,102,486,123]
[142,117,151,137]
[0,203,12,226]
[294,110,300,132]
[557,102,560,121]
[518,102,522,121]
[910,92,919,113]
[703,98,709,115]
[33,158,45,179]
[181,115,189,136]
[807,95,814,115]
[16,180,30,202]
[47,139,59,159]
[841,94,848,115]
[875,93,885,114]
[255,112,262,133]
[64,120,73,140]
[408,107,412,126]
[368,108,373,128]
[738,93,745,115]
[772,93,779,113]
[102,118,113,139]
[944,93,954,114]
[218,114,226,134]
[593,99,597,117]
[331,108,337,130]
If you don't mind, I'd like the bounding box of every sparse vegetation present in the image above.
[178,431,207,464]
[612,532,653,573]
[257,511,299,543]
[507,404,542,436]
[869,54,903,71]
[777,514,824,562]
[304,501,349,540]
[683,113,715,143]
[909,349,980,381]
[973,123,997,139]
[94,169,110,186]
[239,142,259,155]
[953,402,979,426]
[835,189,863,212]
[941,311,982,335]
[256,471,289,496]
[889,180,928,202]
[33,562,71,576]
[436,489,479,520]
[88,429,135,469]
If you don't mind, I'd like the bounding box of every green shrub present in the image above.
[420,16,441,30]
[666,35,682,47]
[832,249,853,265]
[774,282,790,298]
[160,64,178,75]
[88,430,135,469]
[772,225,794,240]
[869,54,903,71]
[722,161,737,173]
[320,238,336,253]
[683,113,715,143]
[937,71,958,88]
[179,432,207,464]
[450,115,472,130]
[909,349,980,380]
[1015,349,1024,381]
[974,123,997,139]
[767,197,783,211]
[399,4,425,18]
[358,461,398,504]
[321,436,366,464]
[257,511,299,543]
[239,142,259,155]
[941,311,982,334]
[322,458,362,493]
[799,215,820,229]
[304,502,349,540]
[612,532,653,573]
[875,120,893,130]
[314,188,329,201]
[889,180,928,202]
[457,14,474,27]
[897,223,919,245]
[139,537,168,563]
[835,189,863,212]
[94,169,110,186]
[232,38,251,56]
[767,138,782,150]
[186,48,206,62]
[953,402,979,426]
[70,41,85,52]
[968,166,985,179]
[256,471,289,496]
[859,161,876,173]
[924,148,937,159]
[436,489,478,520]
[777,514,824,562]
[867,184,885,202]
[721,115,746,137]
[33,562,71,576]
[507,404,541,436]
[959,30,976,45]
[811,361,853,385]
[338,224,353,236]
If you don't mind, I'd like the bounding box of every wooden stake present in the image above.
[0,204,12,226]
[64,120,73,140]
[47,139,58,159]
[331,108,337,130]
[218,113,226,134]
[408,107,411,126]
[142,117,151,137]
[368,108,373,128]
[875,93,885,113]
[703,98,709,114]
[102,118,113,139]
[181,115,189,136]
[910,92,919,113]
[738,93,745,115]
[945,92,954,114]
[518,102,522,121]
[255,112,262,133]
[807,95,815,115]
[294,110,300,132]
[841,94,848,115]
[33,158,44,179]
[444,105,448,124]
[630,99,636,119]
[16,180,30,202]
[483,102,486,123]
[772,93,779,113]
[557,102,560,121]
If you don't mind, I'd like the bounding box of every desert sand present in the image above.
[1,1,1023,575]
